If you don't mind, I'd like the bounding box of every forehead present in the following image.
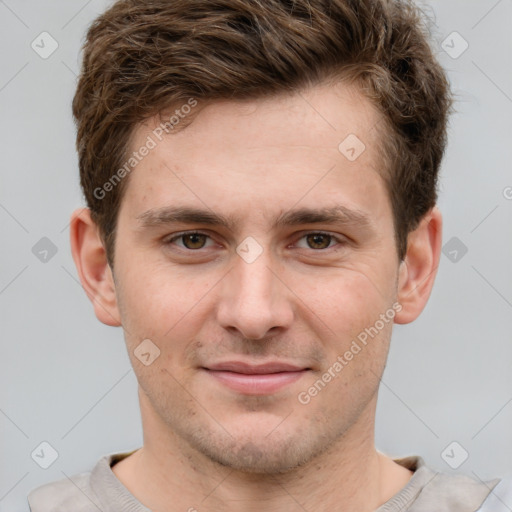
[119,81,390,227]
[130,81,383,162]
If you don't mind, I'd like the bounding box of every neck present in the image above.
[112,392,413,512]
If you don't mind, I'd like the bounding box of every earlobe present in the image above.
[394,206,443,325]
[69,208,122,327]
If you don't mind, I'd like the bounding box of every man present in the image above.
[27,0,504,510]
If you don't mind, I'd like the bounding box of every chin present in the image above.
[203,441,309,474]
[188,426,331,474]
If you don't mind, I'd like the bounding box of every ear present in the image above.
[69,208,121,327]
[394,206,442,324]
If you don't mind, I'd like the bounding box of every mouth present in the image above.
[201,361,311,395]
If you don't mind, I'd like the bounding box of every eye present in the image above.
[165,231,215,250]
[295,232,345,250]
[164,230,346,253]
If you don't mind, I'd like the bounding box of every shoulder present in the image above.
[475,475,512,512]
[389,456,503,512]
[27,471,98,512]
[27,451,138,512]
[424,471,501,509]
[410,457,501,511]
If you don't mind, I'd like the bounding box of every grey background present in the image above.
[1,0,511,510]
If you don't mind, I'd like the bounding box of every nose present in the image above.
[215,246,295,341]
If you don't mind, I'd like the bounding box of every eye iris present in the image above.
[183,233,207,249]
[307,234,331,250]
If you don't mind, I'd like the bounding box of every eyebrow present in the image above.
[136,205,374,233]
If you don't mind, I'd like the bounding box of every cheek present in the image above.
[296,267,396,384]
[118,258,204,325]
[299,268,391,332]
[116,264,216,371]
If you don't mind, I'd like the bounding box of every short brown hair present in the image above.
[72,0,452,267]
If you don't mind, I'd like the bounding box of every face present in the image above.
[111,82,402,473]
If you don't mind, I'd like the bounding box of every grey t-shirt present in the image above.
[27,450,501,512]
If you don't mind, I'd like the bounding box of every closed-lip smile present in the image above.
[202,360,310,395]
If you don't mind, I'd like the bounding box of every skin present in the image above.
[70,81,442,512]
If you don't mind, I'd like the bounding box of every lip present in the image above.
[202,361,310,395]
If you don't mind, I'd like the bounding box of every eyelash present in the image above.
[164,230,346,252]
